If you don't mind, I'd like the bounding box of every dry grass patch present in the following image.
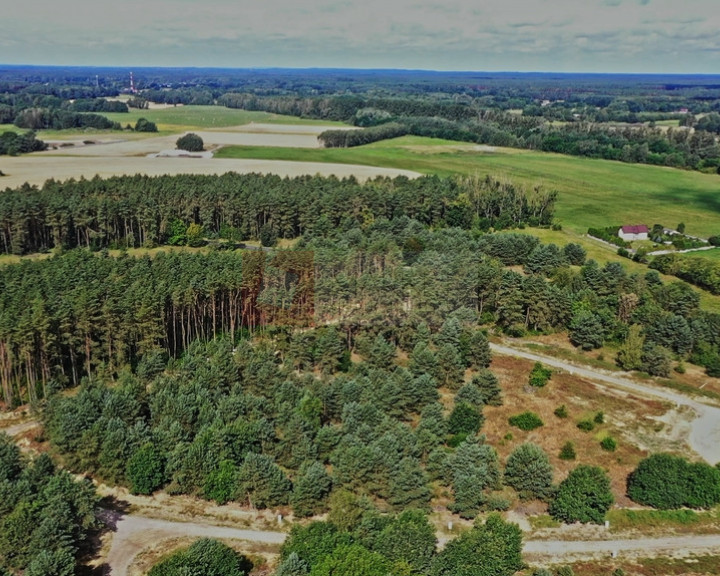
[567,556,720,576]
[484,355,670,507]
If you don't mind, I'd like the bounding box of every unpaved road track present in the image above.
[105,514,286,576]
[524,534,720,558]
[490,342,720,464]
[106,514,720,575]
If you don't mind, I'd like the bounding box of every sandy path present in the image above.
[490,342,720,464]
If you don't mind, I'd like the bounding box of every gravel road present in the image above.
[104,514,286,576]
[524,534,720,557]
[490,342,720,464]
[105,514,720,575]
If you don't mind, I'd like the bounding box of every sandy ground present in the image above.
[490,342,720,464]
[0,124,417,187]
[0,156,418,189]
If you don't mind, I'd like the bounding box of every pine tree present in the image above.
[290,462,333,518]
[504,443,554,500]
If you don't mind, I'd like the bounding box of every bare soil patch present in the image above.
[0,156,419,189]
[0,124,418,187]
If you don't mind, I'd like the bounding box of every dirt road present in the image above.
[104,513,286,576]
[0,420,39,437]
[105,513,720,575]
[524,534,720,559]
[490,342,720,464]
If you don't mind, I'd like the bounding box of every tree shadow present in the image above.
[77,495,131,576]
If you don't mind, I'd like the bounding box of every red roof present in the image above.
[621,225,648,234]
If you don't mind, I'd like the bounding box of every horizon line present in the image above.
[1,63,720,77]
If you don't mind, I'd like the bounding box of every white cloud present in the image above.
[2,0,719,71]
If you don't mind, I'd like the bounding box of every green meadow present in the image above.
[101,105,345,131]
[215,135,720,238]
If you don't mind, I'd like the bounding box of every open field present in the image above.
[216,136,720,238]
[675,248,720,261]
[100,105,345,131]
[0,155,417,189]
[0,123,415,188]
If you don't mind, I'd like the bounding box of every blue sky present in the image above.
[3,0,719,73]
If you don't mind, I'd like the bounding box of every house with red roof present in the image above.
[618,225,649,242]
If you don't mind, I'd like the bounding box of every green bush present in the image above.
[553,405,568,418]
[508,411,544,431]
[627,453,720,509]
[576,419,595,432]
[528,362,552,387]
[600,437,617,452]
[148,538,250,576]
[176,132,204,151]
[448,403,484,435]
[135,118,158,132]
[559,442,576,461]
[549,465,614,524]
[126,444,166,495]
[594,411,605,424]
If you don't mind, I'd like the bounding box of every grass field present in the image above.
[675,248,720,261]
[2,107,345,138]
[215,136,720,238]
[101,106,345,132]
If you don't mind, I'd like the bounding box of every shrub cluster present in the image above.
[627,453,720,509]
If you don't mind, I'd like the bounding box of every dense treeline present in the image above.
[4,216,719,407]
[0,93,125,131]
[13,108,120,131]
[0,173,556,255]
[650,253,720,295]
[66,98,128,113]
[0,130,47,156]
[0,249,316,404]
[0,435,99,576]
[42,313,504,516]
[220,92,720,170]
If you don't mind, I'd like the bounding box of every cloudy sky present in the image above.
[2,0,719,73]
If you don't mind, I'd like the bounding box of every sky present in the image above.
[2,0,719,73]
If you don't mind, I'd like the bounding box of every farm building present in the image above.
[618,225,649,241]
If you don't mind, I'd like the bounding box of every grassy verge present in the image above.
[606,508,720,533]
[528,515,561,530]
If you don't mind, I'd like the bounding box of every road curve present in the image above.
[104,514,286,576]
[490,342,720,464]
